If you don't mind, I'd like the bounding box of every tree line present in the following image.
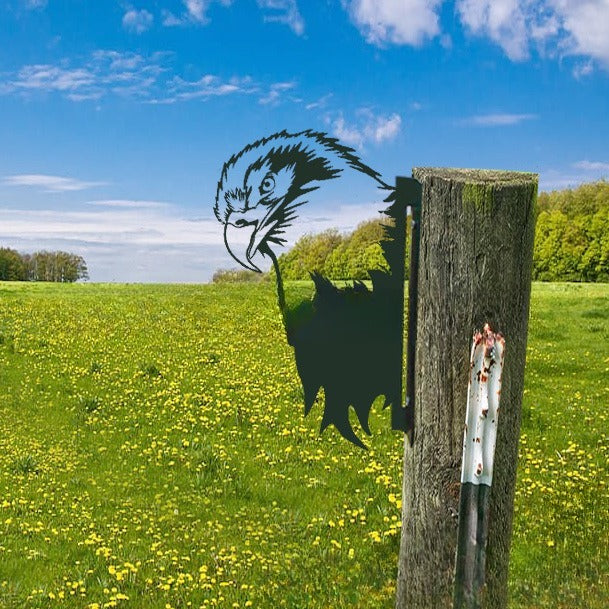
[273,217,406,281]
[0,248,89,282]
[212,268,270,283]
[214,180,609,284]
[213,217,408,283]
[534,180,609,281]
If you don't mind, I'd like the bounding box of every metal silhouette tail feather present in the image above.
[274,190,408,448]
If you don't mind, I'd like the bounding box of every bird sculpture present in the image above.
[215,129,415,448]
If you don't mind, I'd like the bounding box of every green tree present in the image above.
[580,208,609,281]
[274,215,411,281]
[533,181,609,282]
[23,250,88,282]
[212,268,269,283]
[277,229,343,280]
[0,248,26,281]
[538,179,609,216]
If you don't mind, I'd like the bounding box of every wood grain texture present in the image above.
[395,168,537,609]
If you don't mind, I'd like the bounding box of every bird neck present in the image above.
[261,245,287,319]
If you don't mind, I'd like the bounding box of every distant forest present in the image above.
[213,180,609,283]
[0,248,88,283]
[534,180,609,281]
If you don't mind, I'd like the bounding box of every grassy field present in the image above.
[0,281,607,608]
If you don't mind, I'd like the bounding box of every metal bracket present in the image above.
[394,176,422,445]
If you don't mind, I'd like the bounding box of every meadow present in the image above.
[0,281,607,609]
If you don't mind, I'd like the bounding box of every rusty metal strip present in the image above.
[454,324,505,609]
[461,324,505,485]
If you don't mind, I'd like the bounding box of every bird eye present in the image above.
[259,175,275,195]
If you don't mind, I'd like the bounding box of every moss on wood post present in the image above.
[395,168,538,609]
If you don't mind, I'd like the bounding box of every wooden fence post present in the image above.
[395,168,538,609]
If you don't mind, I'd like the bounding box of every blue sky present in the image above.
[1,0,608,282]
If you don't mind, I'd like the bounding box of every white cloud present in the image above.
[305,93,333,111]
[0,51,169,101]
[185,0,208,22]
[2,174,106,192]
[25,0,47,9]
[162,0,234,27]
[257,0,305,35]
[572,60,594,79]
[8,64,96,92]
[456,0,609,68]
[0,208,222,256]
[86,200,172,209]
[456,0,532,61]
[162,0,304,33]
[162,0,209,25]
[458,113,537,126]
[331,110,402,149]
[161,10,184,26]
[122,9,154,34]
[341,0,609,68]
[90,51,169,96]
[539,167,608,191]
[573,160,609,172]
[66,92,104,102]
[373,113,402,142]
[344,0,443,46]
[333,117,366,149]
[152,74,257,104]
[144,74,297,105]
[554,0,609,66]
[258,81,297,105]
[172,75,243,99]
[540,161,609,191]
[0,51,288,105]
[0,200,387,281]
[0,205,224,282]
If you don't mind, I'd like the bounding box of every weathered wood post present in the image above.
[395,168,538,609]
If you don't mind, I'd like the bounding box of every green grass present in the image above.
[0,281,607,608]
[511,283,609,608]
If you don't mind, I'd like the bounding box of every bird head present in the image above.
[214,130,384,271]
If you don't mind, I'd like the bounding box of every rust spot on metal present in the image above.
[481,374,488,382]
[476,463,483,476]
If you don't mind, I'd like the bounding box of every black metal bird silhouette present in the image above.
[215,129,413,448]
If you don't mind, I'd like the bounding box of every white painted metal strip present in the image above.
[461,324,505,486]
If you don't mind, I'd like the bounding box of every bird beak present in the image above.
[224,206,277,272]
